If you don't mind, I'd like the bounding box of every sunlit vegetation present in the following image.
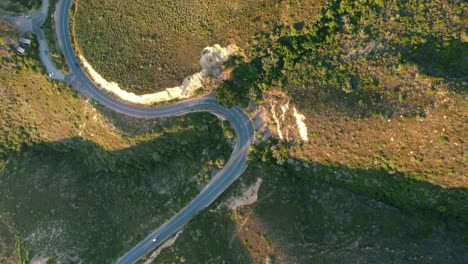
[222,0,467,188]
[73,0,326,93]
[0,0,466,262]
[225,0,466,116]
[0,23,232,262]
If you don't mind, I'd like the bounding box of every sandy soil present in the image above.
[261,91,310,143]
[271,104,284,140]
[80,44,238,105]
[293,107,309,141]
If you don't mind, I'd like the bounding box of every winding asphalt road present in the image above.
[16,0,254,263]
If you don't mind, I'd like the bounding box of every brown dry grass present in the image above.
[233,208,289,264]
[294,95,466,188]
[260,86,466,188]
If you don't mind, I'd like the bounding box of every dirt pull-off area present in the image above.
[144,230,184,264]
[80,44,238,105]
[218,178,262,211]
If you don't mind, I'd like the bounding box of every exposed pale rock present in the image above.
[79,44,238,105]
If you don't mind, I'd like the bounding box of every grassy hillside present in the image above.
[220,0,466,186]
[156,165,467,263]
[0,126,232,263]
[72,0,327,93]
[156,0,467,262]
[0,22,232,263]
[1,0,466,263]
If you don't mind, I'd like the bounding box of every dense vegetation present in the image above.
[193,0,468,261]
[218,0,466,114]
[215,56,259,107]
[72,0,325,93]
[0,116,232,263]
[217,0,466,192]
[157,163,467,263]
[0,0,40,14]
[1,0,466,262]
[0,22,232,263]
[249,138,468,232]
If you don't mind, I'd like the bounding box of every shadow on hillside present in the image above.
[153,205,255,263]
[168,151,468,262]
[88,100,225,139]
[404,37,468,89]
[238,157,468,262]
[238,152,468,263]
[0,123,234,263]
[1,128,467,262]
[268,158,467,224]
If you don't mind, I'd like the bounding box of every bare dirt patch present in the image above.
[144,230,184,264]
[259,91,310,143]
[218,178,262,211]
